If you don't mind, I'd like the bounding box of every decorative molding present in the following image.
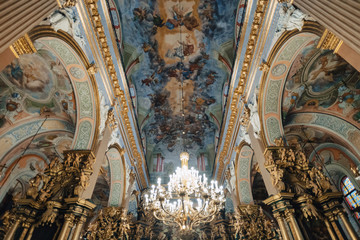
[277,0,294,3]
[106,108,117,130]
[87,63,97,75]
[258,22,324,147]
[317,29,343,54]
[57,0,78,8]
[216,0,269,180]
[9,34,37,58]
[84,0,146,187]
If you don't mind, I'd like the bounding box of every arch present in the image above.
[259,22,323,146]
[309,143,360,168]
[28,26,100,151]
[284,113,360,157]
[0,26,100,204]
[106,144,127,207]
[259,21,360,151]
[234,142,254,204]
[0,154,47,202]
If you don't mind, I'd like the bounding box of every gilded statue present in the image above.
[26,174,42,200]
[269,167,285,192]
[40,202,58,226]
[302,198,321,220]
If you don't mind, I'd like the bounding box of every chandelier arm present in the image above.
[159,200,179,220]
[197,204,218,221]
[189,203,218,228]
[153,210,174,224]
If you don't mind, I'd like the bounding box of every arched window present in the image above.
[341,176,360,221]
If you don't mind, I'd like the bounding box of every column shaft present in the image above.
[324,218,338,240]
[274,213,291,240]
[19,225,30,240]
[4,219,21,240]
[58,216,74,240]
[286,211,304,240]
[338,212,359,240]
[25,225,35,240]
[71,217,86,240]
[330,219,344,240]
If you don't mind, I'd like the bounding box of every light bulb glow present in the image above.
[143,152,225,230]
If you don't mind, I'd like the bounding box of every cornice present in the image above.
[215,0,270,181]
[83,0,147,187]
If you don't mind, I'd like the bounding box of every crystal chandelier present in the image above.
[144,152,225,230]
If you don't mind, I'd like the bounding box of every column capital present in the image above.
[9,34,36,58]
[317,29,343,54]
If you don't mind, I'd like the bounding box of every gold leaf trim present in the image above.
[84,0,146,187]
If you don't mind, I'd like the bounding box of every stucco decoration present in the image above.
[248,87,261,138]
[107,147,126,207]
[275,5,313,38]
[285,113,360,157]
[226,161,236,193]
[48,9,86,48]
[235,144,254,204]
[237,127,251,145]
[36,37,98,150]
[98,90,110,137]
[108,129,120,147]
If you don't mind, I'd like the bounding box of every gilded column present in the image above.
[25,225,35,240]
[264,193,297,240]
[317,192,347,240]
[338,211,359,240]
[58,213,75,240]
[273,212,290,240]
[284,209,304,240]
[71,216,87,240]
[329,215,344,240]
[324,218,338,240]
[4,218,21,240]
[19,221,31,240]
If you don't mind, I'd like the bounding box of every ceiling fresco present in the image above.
[0,43,77,164]
[110,0,243,177]
[282,38,360,126]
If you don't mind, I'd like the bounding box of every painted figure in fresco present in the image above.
[152,12,164,27]
[165,5,199,31]
[4,54,51,92]
[141,73,158,86]
[133,8,147,22]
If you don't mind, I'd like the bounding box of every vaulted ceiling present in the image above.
[108,0,246,180]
